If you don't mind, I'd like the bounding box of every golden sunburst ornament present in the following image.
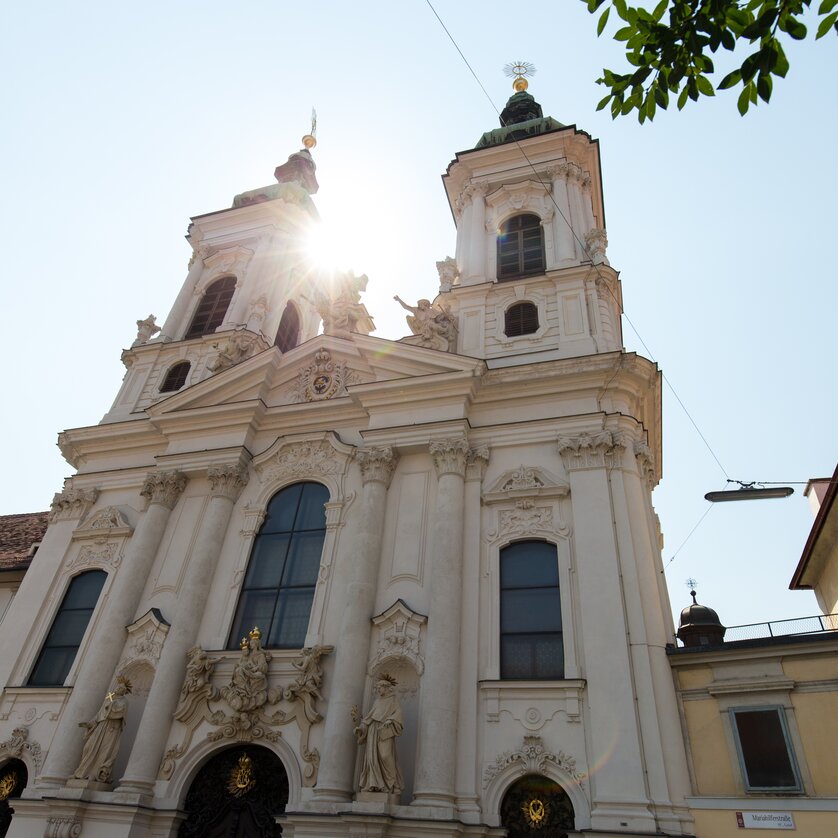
[503,61,537,92]
[227,753,256,797]
[0,771,17,801]
[521,796,548,828]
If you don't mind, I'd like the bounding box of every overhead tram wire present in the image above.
[422,0,731,482]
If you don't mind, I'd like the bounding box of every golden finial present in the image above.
[302,108,317,149]
[503,61,536,92]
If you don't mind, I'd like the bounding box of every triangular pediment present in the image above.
[148,333,484,417]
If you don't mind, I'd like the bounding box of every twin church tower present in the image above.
[0,75,693,837]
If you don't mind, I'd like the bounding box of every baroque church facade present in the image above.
[0,81,697,837]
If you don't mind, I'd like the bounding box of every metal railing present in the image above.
[723,613,838,643]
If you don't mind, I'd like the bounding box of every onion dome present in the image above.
[677,590,726,648]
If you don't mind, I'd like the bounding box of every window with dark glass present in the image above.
[28,570,106,686]
[500,540,564,679]
[228,482,328,649]
[505,302,539,337]
[731,707,802,792]
[497,214,545,280]
[184,276,236,339]
[275,303,301,352]
[159,361,191,393]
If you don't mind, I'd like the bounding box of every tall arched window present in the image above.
[504,302,539,337]
[497,214,545,280]
[274,302,301,352]
[228,482,328,649]
[28,570,107,686]
[500,540,564,679]
[184,276,236,339]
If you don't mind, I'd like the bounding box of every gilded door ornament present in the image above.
[0,771,16,801]
[522,796,548,828]
[227,753,256,797]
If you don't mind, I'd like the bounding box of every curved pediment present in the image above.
[483,466,569,504]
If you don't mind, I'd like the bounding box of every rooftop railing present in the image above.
[723,613,838,643]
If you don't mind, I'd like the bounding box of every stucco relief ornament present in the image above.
[497,499,557,538]
[44,818,82,838]
[255,437,347,483]
[0,726,43,773]
[394,296,457,352]
[296,348,351,402]
[502,467,545,492]
[483,735,584,788]
[208,331,260,373]
[161,635,333,785]
[133,314,160,346]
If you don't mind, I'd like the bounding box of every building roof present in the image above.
[0,511,49,571]
[790,462,838,590]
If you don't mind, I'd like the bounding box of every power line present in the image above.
[423,0,730,481]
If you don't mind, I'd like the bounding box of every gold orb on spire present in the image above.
[302,107,317,149]
[503,60,536,92]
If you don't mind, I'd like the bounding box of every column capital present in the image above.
[430,437,470,478]
[208,463,250,502]
[466,445,490,482]
[141,470,188,510]
[557,431,627,472]
[357,446,398,488]
[49,487,99,523]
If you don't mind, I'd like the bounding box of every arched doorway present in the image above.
[500,774,575,838]
[0,759,28,838]
[179,746,288,838]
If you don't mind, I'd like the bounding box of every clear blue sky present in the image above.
[1,1,835,627]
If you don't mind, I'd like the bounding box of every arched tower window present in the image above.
[184,276,236,339]
[28,569,107,686]
[500,541,563,679]
[497,214,545,280]
[274,302,301,352]
[504,302,539,337]
[228,482,328,649]
[159,361,191,393]
[500,774,575,837]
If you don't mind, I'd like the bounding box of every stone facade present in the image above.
[0,99,695,837]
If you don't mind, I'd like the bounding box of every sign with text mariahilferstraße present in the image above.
[736,811,795,830]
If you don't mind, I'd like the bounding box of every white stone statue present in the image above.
[308,272,370,339]
[223,627,270,713]
[436,256,459,292]
[133,314,160,346]
[208,332,257,373]
[284,645,334,724]
[394,295,456,352]
[72,677,131,784]
[352,675,404,794]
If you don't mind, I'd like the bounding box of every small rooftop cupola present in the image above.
[677,589,726,648]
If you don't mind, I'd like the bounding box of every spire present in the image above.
[500,61,543,127]
[274,112,319,195]
[474,63,562,149]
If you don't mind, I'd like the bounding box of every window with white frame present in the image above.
[500,540,564,679]
[730,706,802,792]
